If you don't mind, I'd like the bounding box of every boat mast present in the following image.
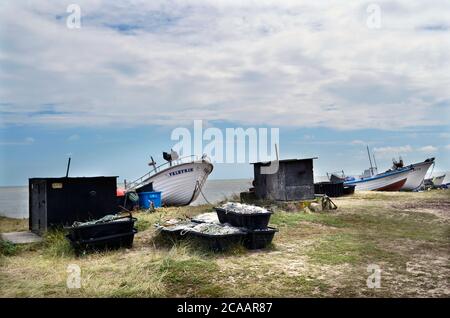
[367,146,374,176]
[373,153,378,172]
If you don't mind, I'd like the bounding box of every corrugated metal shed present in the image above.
[252,158,316,201]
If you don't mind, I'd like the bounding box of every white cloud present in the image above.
[374,144,440,158]
[67,134,80,141]
[351,140,365,145]
[417,145,438,152]
[0,1,449,129]
[0,137,35,145]
[374,145,414,156]
[444,144,450,150]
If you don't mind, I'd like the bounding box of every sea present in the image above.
[0,179,253,219]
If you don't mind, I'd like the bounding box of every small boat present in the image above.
[125,151,213,206]
[337,146,414,191]
[389,157,435,191]
[343,166,413,191]
[432,175,446,187]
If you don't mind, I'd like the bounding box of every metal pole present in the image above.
[65,157,71,177]
[366,146,374,174]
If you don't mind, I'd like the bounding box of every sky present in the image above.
[0,0,449,186]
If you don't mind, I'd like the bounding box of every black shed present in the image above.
[252,158,316,201]
[29,177,118,234]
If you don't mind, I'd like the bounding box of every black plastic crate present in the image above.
[215,208,273,230]
[67,215,137,241]
[243,227,278,250]
[66,229,137,254]
[314,182,344,197]
[186,231,246,252]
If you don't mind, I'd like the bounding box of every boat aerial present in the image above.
[125,150,213,206]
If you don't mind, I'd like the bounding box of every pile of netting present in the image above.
[219,202,271,214]
[72,214,127,227]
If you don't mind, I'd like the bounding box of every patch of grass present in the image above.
[0,216,28,232]
[307,233,404,265]
[135,218,151,232]
[42,229,74,258]
[157,254,223,297]
[271,211,347,228]
[284,274,330,296]
[0,239,18,256]
[338,212,449,242]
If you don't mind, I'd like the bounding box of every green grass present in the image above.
[0,216,27,232]
[42,229,74,258]
[158,256,222,297]
[306,232,405,265]
[135,218,152,232]
[0,239,18,256]
[271,211,348,228]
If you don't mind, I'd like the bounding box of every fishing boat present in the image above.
[388,157,435,191]
[337,146,415,191]
[431,174,446,187]
[125,151,213,206]
[343,166,413,191]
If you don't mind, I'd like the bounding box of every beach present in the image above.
[1,190,449,297]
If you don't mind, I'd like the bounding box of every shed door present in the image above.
[31,181,47,233]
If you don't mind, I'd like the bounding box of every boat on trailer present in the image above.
[125,151,213,206]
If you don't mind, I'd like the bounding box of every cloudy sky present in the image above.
[0,0,449,185]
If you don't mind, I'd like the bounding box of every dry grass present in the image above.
[1,190,449,297]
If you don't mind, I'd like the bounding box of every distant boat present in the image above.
[343,167,413,191]
[432,175,446,187]
[125,151,213,206]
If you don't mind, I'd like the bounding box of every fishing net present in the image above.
[219,202,270,214]
[72,214,127,227]
[191,212,220,224]
[188,223,245,235]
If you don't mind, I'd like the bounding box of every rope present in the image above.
[197,180,213,205]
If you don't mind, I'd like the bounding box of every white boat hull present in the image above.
[345,168,413,191]
[401,159,434,191]
[432,175,446,187]
[142,160,213,206]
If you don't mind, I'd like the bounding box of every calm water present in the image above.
[0,179,253,219]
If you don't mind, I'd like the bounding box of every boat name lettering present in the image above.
[168,168,194,176]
